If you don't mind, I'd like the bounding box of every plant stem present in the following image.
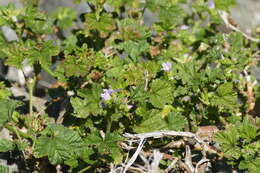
[27,77,36,117]
[77,166,91,173]
[106,116,112,135]
[4,124,34,142]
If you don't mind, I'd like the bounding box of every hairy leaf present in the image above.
[167,112,188,131]
[0,165,9,173]
[84,13,115,38]
[149,79,173,108]
[134,109,168,133]
[85,131,123,164]
[0,139,14,152]
[71,84,103,118]
[214,126,241,159]
[211,82,238,111]
[34,124,84,165]
[0,99,18,127]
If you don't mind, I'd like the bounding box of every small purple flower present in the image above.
[208,0,215,9]
[161,62,172,72]
[101,89,115,101]
[127,104,133,109]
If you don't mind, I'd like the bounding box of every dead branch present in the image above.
[149,150,163,173]
[218,11,260,42]
[185,145,194,172]
[121,130,214,173]
[122,138,146,173]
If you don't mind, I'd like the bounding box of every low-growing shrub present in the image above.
[0,0,259,172]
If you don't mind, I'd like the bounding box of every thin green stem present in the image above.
[77,166,91,173]
[106,115,112,135]
[4,124,34,142]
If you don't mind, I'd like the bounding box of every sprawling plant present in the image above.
[0,0,259,172]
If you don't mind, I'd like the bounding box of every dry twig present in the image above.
[122,138,146,173]
[149,150,163,173]
[218,11,260,42]
[185,145,194,173]
[120,130,217,173]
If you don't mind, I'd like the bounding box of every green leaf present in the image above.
[131,85,149,102]
[238,120,258,142]
[34,124,84,165]
[0,99,18,127]
[214,126,241,159]
[239,158,260,173]
[167,112,188,131]
[106,66,124,78]
[81,147,95,164]
[64,159,78,170]
[211,82,238,111]
[134,109,168,133]
[0,82,11,99]
[103,133,123,164]
[2,42,27,68]
[116,40,149,62]
[145,0,171,11]
[149,79,173,108]
[15,140,28,151]
[62,35,78,54]
[228,32,243,50]
[3,40,59,71]
[0,4,22,26]
[71,84,103,118]
[60,45,98,77]
[84,13,115,37]
[23,5,53,34]
[117,18,150,41]
[85,130,103,145]
[85,131,123,164]
[124,64,144,85]
[0,165,9,173]
[27,40,59,65]
[0,139,15,152]
[106,0,138,12]
[215,0,236,10]
[142,61,160,78]
[177,61,202,91]
[158,5,186,30]
[52,7,77,29]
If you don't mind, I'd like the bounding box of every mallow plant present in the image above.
[0,0,259,172]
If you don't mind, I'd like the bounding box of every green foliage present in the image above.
[149,79,173,108]
[0,0,259,172]
[215,119,260,172]
[34,124,84,165]
[158,4,186,30]
[134,109,168,133]
[52,7,77,29]
[0,139,15,152]
[85,131,123,164]
[211,82,238,111]
[0,165,9,173]
[71,84,103,118]
[167,111,188,131]
[0,82,11,99]
[215,0,236,10]
[0,99,19,127]
[84,12,115,38]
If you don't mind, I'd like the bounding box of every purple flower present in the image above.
[208,0,215,9]
[101,89,115,101]
[161,62,172,72]
[127,104,133,109]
